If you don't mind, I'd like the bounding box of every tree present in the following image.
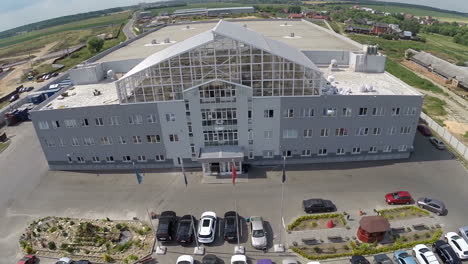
[400,19,420,34]
[287,6,301,14]
[87,36,104,53]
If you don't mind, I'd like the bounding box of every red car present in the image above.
[385,191,412,205]
[17,255,38,264]
[417,124,432,136]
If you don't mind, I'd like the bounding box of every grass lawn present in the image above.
[422,96,447,116]
[0,141,10,153]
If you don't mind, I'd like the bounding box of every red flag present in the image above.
[231,161,237,185]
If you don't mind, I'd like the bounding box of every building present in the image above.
[31,20,423,173]
[172,7,255,17]
[371,22,390,35]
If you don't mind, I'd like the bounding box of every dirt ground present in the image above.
[444,121,468,144]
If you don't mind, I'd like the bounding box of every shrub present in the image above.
[48,241,57,250]
[25,245,35,254]
[115,241,132,252]
[69,221,75,225]
[103,227,109,232]
[60,243,69,250]
[402,236,408,242]
[425,232,431,238]
[19,240,28,249]
[49,226,57,233]
[400,212,406,217]
[128,255,139,261]
[62,231,68,237]
[313,246,322,253]
[103,253,114,263]
[414,234,420,240]
[310,222,318,228]
[407,227,412,232]
[58,225,63,230]
[84,249,90,254]
[66,247,75,253]
[343,244,350,251]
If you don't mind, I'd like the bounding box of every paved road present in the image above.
[0,122,467,263]
[123,15,137,40]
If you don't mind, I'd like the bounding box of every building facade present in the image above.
[31,20,423,173]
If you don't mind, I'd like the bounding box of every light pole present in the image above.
[274,156,286,252]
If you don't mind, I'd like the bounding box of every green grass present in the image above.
[463,132,468,138]
[149,2,248,16]
[423,96,447,116]
[311,20,328,29]
[0,141,10,153]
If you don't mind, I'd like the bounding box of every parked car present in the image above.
[176,255,194,264]
[198,211,217,244]
[52,72,59,77]
[257,260,273,264]
[303,198,335,213]
[73,261,92,264]
[417,124,432,136]
[26,86,34,92]
[445,232,468,259]
[176,214,196,244]
[394,250,416,264]
[9,94,19,102]
[17,255,38,264]
[224,211,239,242]
[429,137,445,150]
[44,74,51,80]
[231,255,247,264]
[373,254,393,264]
[156,210,177,241]
[56,257,72,264]
[385,191,412,205]
[458,226,468,242]
[282,259,298,264]
[350,255,370,264]
[412,244,439,264]
[417,197,446,215]
[202,254,219,264]
[250,216,267,250]
[433,240,461,264]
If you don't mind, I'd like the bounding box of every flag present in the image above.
[133,162,143,184]
[231,161,237,185]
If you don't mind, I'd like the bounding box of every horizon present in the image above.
[0,0,467,33]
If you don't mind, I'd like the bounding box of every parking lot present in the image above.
[1,122,468,264]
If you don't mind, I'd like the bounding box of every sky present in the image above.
[0,0,467,32]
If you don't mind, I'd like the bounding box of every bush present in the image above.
[343,245,350,251]
[19,240,28,249]
[48,241,57,250]
[84,249,90,254]
[49,226,57,233]
[425,232,431,238]
[69,221,75,225]
[313,246,322,253]
[127,255,139,261]
[25,245,35,254]
[114,241,132,252]
[414,234,420,240]
[103,253,114,263]
[310,222,318,228]
[406,227,412,232]
[66,247,75,253]
[60,243,69,250]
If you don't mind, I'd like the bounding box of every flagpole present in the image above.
[274,156,286,252]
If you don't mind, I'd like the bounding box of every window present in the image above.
[372,107,384,116]
[64,119,77,128]
[71,137,80,146]
[77,156,85,163]
[147,114,157,123]
[59,138,65,147]
[323,107,337,117]
[264,109,274,118]
[411,107,417,115]
[129,114,143,124]
[318,148,327,156]
[133,136,142,144]
[302,149,312,156]
[284,108,294,118]
[400,126,411,134]
[248,151,254,159]
[263,150,274,158]
[147,135,161,143]
[392,107,400,116]
[283,129,298,139]
[106,156,115,163]
[264,131,272,139]
[165,113,176,122]
[369,146,378,153]
[118,136,127,144]
[403,107,410,115]
[67,155,73,163]
[38,121,49,130]
[80,118,89,127]
[84,137,95,146]
[383,145,392,153]
[123,155,132,162]
[388,127,396,135]
[52,120,60,128]
[356,127,369,136]
[359,107,368,116]
[301,108,314,118]
[398,145,407,152]
[45,139,55,147]
[110,116,120,126]
[137,155,147,162]
[342,108,352,117]
[248,110,252,119]
[335,128,348,136]
[92,156,100,163]
[100,136,112,145]
[169,134,179,142]
[303,129,313,138]
[283,150,292,157]
[155,155,165,161]
[373,128,382,135]
[336,148,345,155]
[352,147,361,154]
[95,117,104,126]
[320,128,329,137]
[248,129,253,140]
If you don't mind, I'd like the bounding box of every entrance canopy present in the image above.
[198,146,244,162]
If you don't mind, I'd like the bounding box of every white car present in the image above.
[250,216,267,249]
[231,254,247,264]
[413,244,439,264]
[176,255,194,264]
[56,257,72,264]
[198,211,217,243]
[445,232,468,259]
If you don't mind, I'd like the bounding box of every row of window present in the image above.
[274,106,418,119]
[43,134,180,147]
[267,145,409,158]
[68,154,166,164]
[281,126,412,139]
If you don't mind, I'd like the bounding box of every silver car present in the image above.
[429,137,445,150]
[250,216,267,250]
[459,226,468,242]
[282,259,298,264]
[417,197,446,215]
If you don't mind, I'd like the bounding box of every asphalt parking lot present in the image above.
[0,122,467,264]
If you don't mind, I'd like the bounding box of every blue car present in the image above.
[394,250,417,264]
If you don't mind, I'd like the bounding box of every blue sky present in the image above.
[0,0,467,32]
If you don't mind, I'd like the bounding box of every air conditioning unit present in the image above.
[216,120,224,125]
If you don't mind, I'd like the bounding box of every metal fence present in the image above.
[420,112,468,160]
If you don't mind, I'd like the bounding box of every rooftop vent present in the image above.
[164,38,171,43]
[151,39,158,44]
[243,24,247,28]
[93,89,102,96]
[359,84,376,93]
[290,32,295,38]
[284,22,288,26]
[186,25,190,29]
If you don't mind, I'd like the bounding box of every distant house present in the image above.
[345,25,371,34]
[388,24,401,33]
[404,13,414,20]
[372,22,390,35]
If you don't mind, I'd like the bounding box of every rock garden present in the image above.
[18,217,155,263]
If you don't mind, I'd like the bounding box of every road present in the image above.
[0,122,467,263]
[123,14,137,40]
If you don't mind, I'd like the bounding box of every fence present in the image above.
[420,112,468,160]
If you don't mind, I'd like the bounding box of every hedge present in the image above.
[288,213,346,231]
[292,229,442,260]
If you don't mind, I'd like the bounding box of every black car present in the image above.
[303,198,335,213]
[350,255,371,264]
[73,261,92,264]
[373,254,393,264]
[176,214,196,244]
[433,240,462,264]
[202,254,219,264]
[156,211,177,241]
[224,211,239,242]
